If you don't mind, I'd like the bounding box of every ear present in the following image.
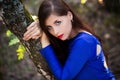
[67,11,73,21]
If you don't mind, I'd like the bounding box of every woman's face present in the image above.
[45,11,73,41]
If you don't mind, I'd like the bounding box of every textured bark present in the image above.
[0,0,54,80]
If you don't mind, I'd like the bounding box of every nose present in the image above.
[53,26,59,35]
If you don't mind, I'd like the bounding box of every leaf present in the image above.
[6,30,12,37]
[16,45,26,60]
[9,37,20,46]
[17,52,24,60]
[80,0,87,4]
[31,15,38,21]
[16,45,26,53]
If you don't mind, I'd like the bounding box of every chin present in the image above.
[61,37,67,41]
[61,39,66,41]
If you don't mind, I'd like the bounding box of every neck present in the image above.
[68,29,85,40]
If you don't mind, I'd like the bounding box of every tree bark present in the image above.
[0,0,54,80]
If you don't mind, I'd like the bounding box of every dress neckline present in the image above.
[67,31,92,42]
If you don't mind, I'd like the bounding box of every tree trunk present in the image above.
[0,0,54,80]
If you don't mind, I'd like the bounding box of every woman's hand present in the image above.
[23,20,41,41]
[23,20,50,48]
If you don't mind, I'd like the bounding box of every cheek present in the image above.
[63,20,71,28]
[49,30,58,38]
[65,20,72,31]
[49,31,54,36]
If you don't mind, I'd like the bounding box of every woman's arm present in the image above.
[40,38,96,80]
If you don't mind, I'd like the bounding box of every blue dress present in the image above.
[40,31,116,80]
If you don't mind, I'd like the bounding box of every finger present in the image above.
[32,35,41,40]
[27,22,36,30]
[27,24,38,33]
[27,21,39,30]
[31,30,41,37]
[23,33,41,41]
[24,25,39,37]
[24,29,41,40]
[23,36,30,41]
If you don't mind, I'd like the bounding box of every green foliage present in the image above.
[6,30,12,37]
[6,29,26,61]
[31,15,38,21]
[80,0,87,4]
[16,44,26,60]
[6,30,20,46]
[9,37,20,46]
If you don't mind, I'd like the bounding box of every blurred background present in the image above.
[0,0,120,80]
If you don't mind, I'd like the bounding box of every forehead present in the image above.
[45,14,66,25]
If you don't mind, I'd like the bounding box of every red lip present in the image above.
[57,34,64,39]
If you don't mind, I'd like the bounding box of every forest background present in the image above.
[0,0,120,80]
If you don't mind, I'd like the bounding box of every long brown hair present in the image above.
[38,0,104,66]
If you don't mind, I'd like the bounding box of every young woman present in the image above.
[23,0,115,80]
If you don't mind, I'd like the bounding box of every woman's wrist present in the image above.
[41,40,50,48]
[40,32,50,48]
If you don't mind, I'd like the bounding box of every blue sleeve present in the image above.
[40,38,96,80]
